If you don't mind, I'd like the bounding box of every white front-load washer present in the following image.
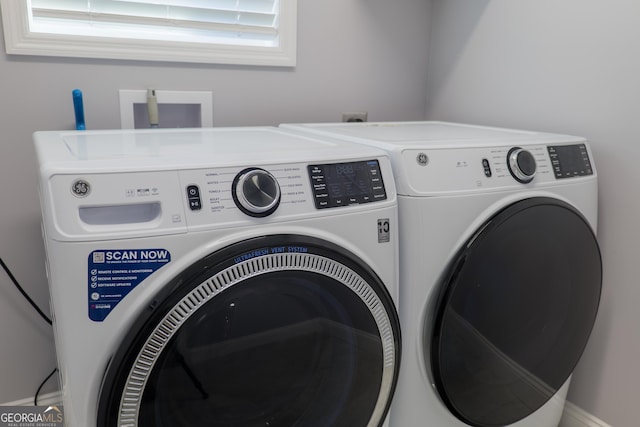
[281,121,602,427]
[34,127,401,427]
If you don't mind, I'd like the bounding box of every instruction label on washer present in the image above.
[88,249,171,322]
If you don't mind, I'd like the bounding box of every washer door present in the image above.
[97,235,400,427]
[429,197,602,427]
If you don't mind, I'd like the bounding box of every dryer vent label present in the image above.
[88,249,171,322]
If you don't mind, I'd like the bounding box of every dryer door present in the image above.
[430,197,601,427]
[97,235,400,427]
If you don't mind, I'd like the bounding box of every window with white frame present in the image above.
[0,0,297,66]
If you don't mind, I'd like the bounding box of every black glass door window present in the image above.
[430,198,602,427]
[98,236,400,427]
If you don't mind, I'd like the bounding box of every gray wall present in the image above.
[0,0,431,403]
[426,1,638,425]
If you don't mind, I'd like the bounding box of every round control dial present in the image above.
[507,147,537,183]
[232,168,281,217]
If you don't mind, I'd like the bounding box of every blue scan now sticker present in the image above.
[88,249,171,322]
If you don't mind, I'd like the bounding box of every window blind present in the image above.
[30,0,280,45]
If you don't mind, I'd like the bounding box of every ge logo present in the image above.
[416,153,429,166]
[71,179,91,197]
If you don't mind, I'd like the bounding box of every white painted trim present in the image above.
[0,0,297,66]
[559,402,612,427]
[1,391,62,407]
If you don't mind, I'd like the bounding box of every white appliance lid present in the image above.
[281,121,584,149]
[34,127,388,173]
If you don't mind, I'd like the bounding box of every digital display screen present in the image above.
[308,160,387,209]
[548,144,593,179]
[326,163,370,198]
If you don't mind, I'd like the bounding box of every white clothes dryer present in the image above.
[34,127,401,427]
[281,121,602,427]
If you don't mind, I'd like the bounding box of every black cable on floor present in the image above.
[0,257,58,405]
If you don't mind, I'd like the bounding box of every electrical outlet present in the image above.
[341,112,368,122]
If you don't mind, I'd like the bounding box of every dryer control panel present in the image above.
[399,142,596,196]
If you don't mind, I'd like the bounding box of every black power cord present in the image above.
[0,257,58,405]
[0,258,52,325]
[34,367,58,406]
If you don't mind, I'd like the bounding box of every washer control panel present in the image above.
[178,157,393,230]
[44,156,395,239]
[180,164,307,226]
[308,160,387,209]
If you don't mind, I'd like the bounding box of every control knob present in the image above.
[232,168,281,217]
[507,147,537,183]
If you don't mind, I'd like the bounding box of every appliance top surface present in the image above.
[34,126,387,172]
[283,121,586,149]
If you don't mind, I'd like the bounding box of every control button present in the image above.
[232,168,281,217]
[482,159,492,178]
[189,199,202,210]
[507,147,537,183]
[186,185,202,211]
[187,185,200,198]
[310,165,325,182]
